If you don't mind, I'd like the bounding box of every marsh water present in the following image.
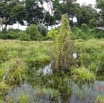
[6,81,104,103]
[6,64,104,103]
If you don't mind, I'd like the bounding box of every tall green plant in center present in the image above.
[52,14,74,72]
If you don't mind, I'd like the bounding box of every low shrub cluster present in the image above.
[71,67,95,84]
[71,25,104,40]
[0,24,48,41]
[0,81,9,96]
[2,58,27,86]
[0,23,104,41]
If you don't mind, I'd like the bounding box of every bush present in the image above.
[74,39,104,74]
[47,29,59,40]
[71,27,90,40]
[18,31,31,41]
[0,69,4,81]
[37,24,48,36]
[0,47,8,63]
[24,44,51,68]
[97,52,104,74]
[0,29,20,39]
[25,24,42,40]
[95,95,104,103]
[3,58,27,86]
[0,81,9,96]
[94,29,104,38]
[71,67,95,84]
[52,14,74,72]
[81,23,89,33]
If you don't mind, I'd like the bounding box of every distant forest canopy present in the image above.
[0,0,104,30]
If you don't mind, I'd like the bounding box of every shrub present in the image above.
[74,39,103,74]
[71,26,95,40]
[18,93,29,103]
[97,52,104,74]
[95,95,104,103]
[88,62,97,72]
[0,29,20,39]
[3,58,27,86]
[81,23,89,33]
[0,81,9,96]
[25,24,42,40]
[95,29,104,38]
[24,45,51,68]
[0,69,4,81]
[71,67,95,84]
[0,47,8,63]
[37,24,48,36]
[34,55,50,67]
[71,27,87,39]
[48,29,59,40]
[18,31,31,41]
[52,14,74,72]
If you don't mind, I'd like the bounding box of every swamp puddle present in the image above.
[42,63,52,75]
[6,81,104,103]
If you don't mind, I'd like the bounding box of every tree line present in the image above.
[0,0,104,29]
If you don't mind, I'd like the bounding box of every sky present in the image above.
[77,0,96,5]
[3,0,96,30]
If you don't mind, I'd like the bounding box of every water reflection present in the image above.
[42,63,52,75]
[5,80,104,103]
[70,82,103,103]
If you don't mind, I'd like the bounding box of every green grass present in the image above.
[0,39,103,79]
[0,39,104,102]
[0,40,52,68]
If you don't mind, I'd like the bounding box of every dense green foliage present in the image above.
[3,58,27,86]
[96,0,104,26]
[0,81,9,96]
[0,0,104,28]
[72,25,104,39]
[0,24,48,40]
[22,24,41,41]
[71,67,95,84]
[0,0,104,40]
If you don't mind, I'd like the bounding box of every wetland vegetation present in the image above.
[0,0,104,102]
[0,15,104,102]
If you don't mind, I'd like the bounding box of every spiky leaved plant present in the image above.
[52,14,74,72]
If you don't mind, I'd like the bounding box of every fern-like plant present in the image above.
[52,14,74,72]
[3,58,27,86]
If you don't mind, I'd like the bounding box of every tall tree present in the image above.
[0,0,25,28]
[76,4,98,27]
[96,0,104,27]
[11,4,26,25]
[25,0,44,25]
[52,0,79,27]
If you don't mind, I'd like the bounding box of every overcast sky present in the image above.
[77,0,96,5]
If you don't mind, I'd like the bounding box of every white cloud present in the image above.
[77,0,96,5]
